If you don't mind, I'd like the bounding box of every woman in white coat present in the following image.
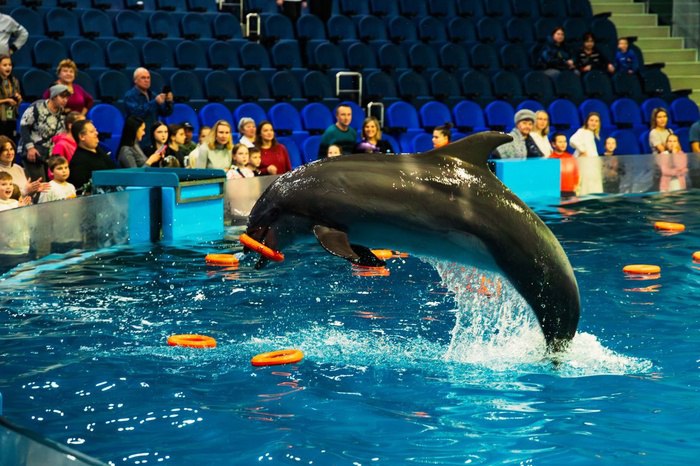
[569,112,603,195]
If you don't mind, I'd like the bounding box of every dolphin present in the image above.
[244,132,580,352]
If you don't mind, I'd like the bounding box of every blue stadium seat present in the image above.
[33,39,67,71]
[204,70,240,105]
[428,0,456,18]
[365,71,399,104]
[438,43,470,74]
[10,7,44,37]
[461,70,494,106]
[270,70,306,107]
[212,14,243,40]
[76,70,97,99]
[516,100,546,112]
[385,101,421,133]
[582,70,615,103]
[357,14,388,43]
[522,71,555,105]
[246,0,278,13]
[419,101,452,130]
[610,98,643,130]
[269,102,308,149]
[270,40,305,73]
[277,136,304,168]
[447,17,478,45]
[208,41,242,70]
[408,42,440,74]
[106,39,140,69]
[262,13,295,43]
[142,40,176,71]
[313,41,347,73]
[97,69,131,103]
[80,9,114,41]
[640,68,675,101]
[492,70,525,103]
[538,0,567,19]
[21,69,54,101]
[188,0,216,12]
[370,0,399,16]
[418,16,448,44]
[483,0,513,18]
[87,103,124,142]
[377,43,409,75]
[233,102,267,127]
[429,69,462,107]
[148,11,178,40]
[534,17,559,43]
[339,0,369,16]
[397,70,431,106]
[327,15,357,44]
[199,102,234,128]
[456,0,485,18]
[175,40,208,71]
[164,103,199,134]
[180,12,212,40]
[505,18,535,44]
[302,70,339,106]
[500,43,531,76]
[170,70,205,106]
[452,100,488,134]
[640,97,669,127]
[563,17,588,46]
[674,126,690,152]
[612,73,646,104]
[469,43,500,73]
[477,17,506,45]
[579,98,614,131]
[114,10,148,39]
[510,0,539,19]
[610,129,641,155]
[566,0,593,18]
[670,97,700,127]
[302,135,321,163]
[346,42,379,72]
[400,0,428,18]
[296,14,326,42]
[70,39,107,71]
[548,99,581,130]
[484,100,515,131]
[238,70,273,107]
[45,7,80,39]
[590,17,618,52]
[239,41,274,71]
[388,16,418,43]
[553,70,585,104]
[301,102,334,135]
[412,132,433,153]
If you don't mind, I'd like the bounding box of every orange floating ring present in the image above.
[654,221,685,232]
[251,349,304,367]
[371,249,393,260]
[167,334,217,348]
[692,251,700,262]
[239,233,285,262]
[205,253,239,266]
[623,264,661,275]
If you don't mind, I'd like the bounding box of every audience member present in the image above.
[227,143,255,179]
[68,119,116,193]
[432,123,452,149]
[0,135,48,198]
[537,27,576,78]
[18,84,70,181]
[494,110,544,159]
[355,116,393,153]
[167,123,186,166]
[42,59,94,115]
[0,171,30,210]
[180,122,197,155]
[238,117,257,148]
[185,125,212,168]
[318,104,357,158]
[648,107,672,154]
[657,133,688,192]
[0,54,22,139]
[615,38,639,75]
[602,136,620,193]
[327,144,342,157]
[198,126,211,145]
[569,112,603,195]
[192,119,233,170]
[117,115,165,168]
[576,33,615,75]
[531,110,553,157]
[124,68,173,146]
[549,132,579,195]
[0,13,28,56]
[50,111,84,162]
[246,146,262,175]
[144,121,170,158]
[690,118,700,154]
[257,120,292,175]
[38,156,76,203]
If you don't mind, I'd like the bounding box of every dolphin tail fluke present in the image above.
[313,225,386,267]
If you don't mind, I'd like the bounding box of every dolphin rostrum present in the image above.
[244,132,580,351]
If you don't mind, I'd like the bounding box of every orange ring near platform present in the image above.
[205,253,239,266]
[239,233,285,262]
[167,334,217,348]
[693,251,700,262]
[251,349,304,366]
[623,264,661,275]
[371,249,393,260]
[654,221,685,232]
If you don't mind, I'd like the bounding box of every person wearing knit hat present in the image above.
[493,108,544,159]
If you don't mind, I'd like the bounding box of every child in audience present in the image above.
[602,137,620,193]
[615,38,639,75]
[658,133,688,192]
[246,147,262,176]
[227,143,254,179]
[548,132,579,195]
[38,156,76,203]
[0,171,30,210]
[327,144,342,157]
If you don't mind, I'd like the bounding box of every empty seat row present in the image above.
[1,0,216,13]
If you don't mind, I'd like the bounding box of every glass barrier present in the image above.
[0,416,107,466]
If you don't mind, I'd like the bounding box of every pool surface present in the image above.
[1,191,699,465]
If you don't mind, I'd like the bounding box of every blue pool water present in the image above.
[1,191,699,465]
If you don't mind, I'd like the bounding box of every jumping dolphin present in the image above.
[244,132,580,352]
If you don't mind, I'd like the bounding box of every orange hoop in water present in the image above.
[167,334,217,348]
[371,249,393,260]
[623,264,661,275]
[654,221,685,232]
[239,233,285,262]
[693,251,700,262]
[251,349,304,366]
[205,253,239,266]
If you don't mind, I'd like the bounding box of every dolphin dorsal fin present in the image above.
[423,131,513,167]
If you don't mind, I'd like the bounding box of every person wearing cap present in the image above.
[493,109,544,160]
[18,84,71,181]
[238,117,257,148]
[124,67,173,147]
[180,121,197,156]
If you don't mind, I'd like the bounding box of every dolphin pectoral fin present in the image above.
[312,225,386,267]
